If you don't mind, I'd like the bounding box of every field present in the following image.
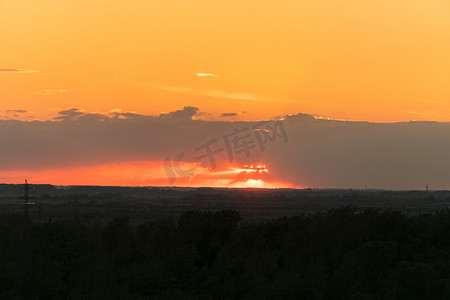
[1,184,449,223]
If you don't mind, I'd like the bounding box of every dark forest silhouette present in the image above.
[1,207,450,299]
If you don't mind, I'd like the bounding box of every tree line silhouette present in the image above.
[0,207,450,299]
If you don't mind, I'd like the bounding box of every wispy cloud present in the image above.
[51,108,147,121]
[157,85,261,101]
[0,109,31,120]
[0,68,40,74]
[54,108,86,120]
[160,106,199,119]
[36,89,70,96]
[5,109,27,114]
[196,73,217,77]
[106,109,143,119]
[221,113,239,117]
[201,90,259,101]
[221,112,246,118]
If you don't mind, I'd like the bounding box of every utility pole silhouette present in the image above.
[22,179,32,224]
[24,179,29,222]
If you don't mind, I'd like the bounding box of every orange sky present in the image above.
[1,0,450,122]
[2,1,450,188]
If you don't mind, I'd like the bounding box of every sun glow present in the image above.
[0,161,297,189]
[231,164,268,174]
[224,164,296,189]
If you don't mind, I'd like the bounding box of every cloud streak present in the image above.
[196,73,217,77]
[0,110,29,120]
[221,113,239,117]
[157,85,261,101]
[54,108,86,120]
[220,112,246,118]
[0,69,40,74]
[37,89,70,96]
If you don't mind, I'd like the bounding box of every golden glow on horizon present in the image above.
[0,161,297,189]
[1,0,450,122]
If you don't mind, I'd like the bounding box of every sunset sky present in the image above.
[1,1,450,188]
[2,0,450,121]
